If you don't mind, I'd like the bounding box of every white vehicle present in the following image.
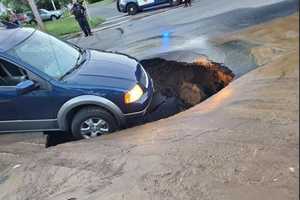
[38,9,63,21]
[117,0,181,15]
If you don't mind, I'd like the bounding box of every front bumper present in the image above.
[122,77,154,125]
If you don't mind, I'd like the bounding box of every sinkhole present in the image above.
[46,57,235,147]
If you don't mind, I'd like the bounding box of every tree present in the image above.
[0,0,30,13]
[0,0,72,13]
[36,0,72,10]
[27,0,44,30]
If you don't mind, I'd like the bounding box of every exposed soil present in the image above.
[139,57,235,122]
[46,57,234,147]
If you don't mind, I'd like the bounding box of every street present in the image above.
[0,0,299,199]
[72,0,298,76]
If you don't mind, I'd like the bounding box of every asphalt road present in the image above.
[0,0,298,156]
[0,0,298,199]
[0,13,298,199]
[87,1,122,19]
[72,0,298,76]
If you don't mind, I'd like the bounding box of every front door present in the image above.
[0,59,20,132]
[0,58,59,132]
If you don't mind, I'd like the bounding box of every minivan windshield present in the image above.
[7,30,81,79]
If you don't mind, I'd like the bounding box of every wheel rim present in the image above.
[80,118,110,139]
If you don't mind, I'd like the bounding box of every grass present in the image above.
[26,16,104,37]
[46,16,104,37]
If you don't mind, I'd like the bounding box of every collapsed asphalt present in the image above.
[46,57,234,147]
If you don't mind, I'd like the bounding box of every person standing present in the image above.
[71,0,92,37]
[184,0,192,7]
[8,9,20,25]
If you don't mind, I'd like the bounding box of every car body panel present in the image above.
[0,27,153,133]
[39,9,63,21]
[118,0,170,12]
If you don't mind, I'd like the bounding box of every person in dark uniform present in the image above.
[184,0,192,7]
[71,0,92,37]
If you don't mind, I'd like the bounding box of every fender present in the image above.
[57,95,126,131]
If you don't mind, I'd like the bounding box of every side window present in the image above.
[0,59,27,87]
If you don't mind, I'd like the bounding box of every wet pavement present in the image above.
[0,1,299,199]
[70,0,298,77]
[0,14,298,199]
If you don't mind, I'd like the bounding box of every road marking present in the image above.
[92,5,184,33]
[94,19,131,32]
[102,15,131,25]
[106,14,128,21]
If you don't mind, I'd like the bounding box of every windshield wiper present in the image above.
[59,48,87,80]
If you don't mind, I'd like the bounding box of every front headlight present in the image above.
[124,84,143,104]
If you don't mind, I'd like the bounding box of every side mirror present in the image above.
[16,80,38,95]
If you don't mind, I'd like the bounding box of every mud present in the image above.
[45,57,234,148]
[46,57,234,147]
[142,57,234,108]
[138,57,234,123]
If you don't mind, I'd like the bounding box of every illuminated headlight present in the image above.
[124,84,144,104]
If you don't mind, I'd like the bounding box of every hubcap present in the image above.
[80,118,109,139]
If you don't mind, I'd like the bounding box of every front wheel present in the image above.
[127,3,138,15]
[71,107,118,139]
[51,15,58,21]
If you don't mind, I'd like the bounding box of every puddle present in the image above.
[46,57,234,147]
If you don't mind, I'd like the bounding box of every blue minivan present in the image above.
[117,0,181,15]
[0,24,154,139]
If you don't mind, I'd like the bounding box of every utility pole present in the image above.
[50,0,57,10]
[27,0,45,30]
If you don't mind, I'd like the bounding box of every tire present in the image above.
[127,3,138,15]
[71,107,118,139]
[51,15,58,21]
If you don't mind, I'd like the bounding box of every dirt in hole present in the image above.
[137,57,235,123]
[46,57,234,147]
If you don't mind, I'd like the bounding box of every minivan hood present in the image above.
[64,50,140,90]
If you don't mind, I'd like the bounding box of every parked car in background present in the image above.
[117,0,182,15]
[0,25,154,139]
[16,13,29,24]
[39,9,63,21]
[24,12,37,24]
[25,8,63,24]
